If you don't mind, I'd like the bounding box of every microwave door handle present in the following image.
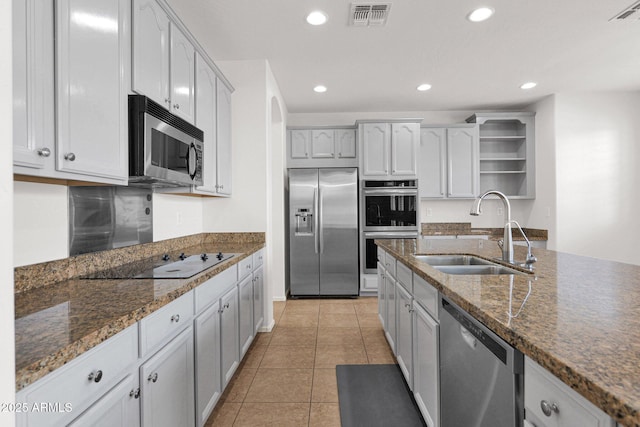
[187,143,198,180]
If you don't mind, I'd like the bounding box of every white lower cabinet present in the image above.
[524,357,614,427]
[140,326,194,427]
[384,270,397,353]
[252,265,265,333]
[238,274,254,358]
[395,282,413,390]
[377,262,386,329]
[413,301,440,427]
[194,301,221,427]
[68,374,140,427]
[220,285,240,389]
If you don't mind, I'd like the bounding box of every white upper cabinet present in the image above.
[55,0,128,180]
[169,24,195,123]
[391,123,419,176]
[12,0,55,171]
[132,0,195,124]
[132,0,170,109]
[216,80,232,196]
[287,128,357,167]
[419,125,478,199]
[336,129,357,158]
[290,130,311,159]
[195,53,217,195]
[311,130,335,158]
[360,121,420,178]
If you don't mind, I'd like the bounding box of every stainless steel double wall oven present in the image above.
[361,179,419,274]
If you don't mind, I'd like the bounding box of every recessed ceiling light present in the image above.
[306,11,328,26]
[520,82,537,90]
[417,83,432,92]
[467,7,494,22]
[313,85,327,93]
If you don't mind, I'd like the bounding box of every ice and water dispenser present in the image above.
[294,208,313,236]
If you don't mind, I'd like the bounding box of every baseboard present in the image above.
[273,296,286,302]
[259,318,275,332]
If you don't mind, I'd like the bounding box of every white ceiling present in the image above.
[168,0,640,113]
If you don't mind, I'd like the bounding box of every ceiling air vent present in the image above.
[350,3,391,27]
[610,0,640,21]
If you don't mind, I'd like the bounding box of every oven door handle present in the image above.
[363,188,418,196]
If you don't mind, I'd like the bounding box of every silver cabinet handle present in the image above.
[129,388,140,399]
[171,314,180,323]
[225,303,230,309]
[148,373,158,383]
[37,148,51,157]
[540,400,559,417]
[64,153,76,161]
[173,104,180,109]
[87,370,103,383]
[165,98,171,105]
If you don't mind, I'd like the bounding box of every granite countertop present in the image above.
[14,233,264,391]
[421,222,548,241]
[376,237,640,427]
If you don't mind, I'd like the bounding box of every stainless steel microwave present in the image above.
[128,95,203,187]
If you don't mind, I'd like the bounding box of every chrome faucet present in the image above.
[470,190,536,269]
[470,190,514,263]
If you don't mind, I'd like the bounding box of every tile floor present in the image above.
[205,297,396,426]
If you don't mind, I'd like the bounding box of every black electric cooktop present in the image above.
[83,252,238,280]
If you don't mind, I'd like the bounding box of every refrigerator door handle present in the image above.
[314,187,319,254]
[319,185,324,254]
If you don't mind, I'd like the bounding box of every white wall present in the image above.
[152,194,203,241]
[554,91,640,265]
[1,4,16,424]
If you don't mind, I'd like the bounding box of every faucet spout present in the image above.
[470,190,513,263]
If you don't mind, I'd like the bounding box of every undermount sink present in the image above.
[413,254,525,276]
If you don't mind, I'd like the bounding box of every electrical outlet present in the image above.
[545,207,551,218]
[497,207,503,216]
[176,212,182,225]
[426,208,433,217]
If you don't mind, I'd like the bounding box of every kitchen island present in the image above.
[377,237,640,427]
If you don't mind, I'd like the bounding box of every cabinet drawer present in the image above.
[18,324,138,427]
[253,249,264,268]
[396,261,412,293]
[524,357,614,427]
[413,273,438,321]
[139,291,194,356]
[194,265,237,313]
[238,255,253,279]
[384,254,396,278]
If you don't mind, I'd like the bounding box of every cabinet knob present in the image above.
[37,148,51,157]
[219,185,224,189]
[64,153,76,161]
[148,372,158,383]
[165,98,171,105]
[540,400,559,417]
[87,370,103,383]
[225,303,230,309]
[129,388,140,399]
[171,314,180,323]
[173,104,180,110]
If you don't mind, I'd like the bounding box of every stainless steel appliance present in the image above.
[129,94,203,187]
[362,231,418,274]
[288,168,359,296]
[440,296,524,427]
[362,180,418,231]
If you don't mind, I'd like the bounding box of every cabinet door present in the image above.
[361,123,389,176]
[377,262,386,329]
[140,327,195,427]
[169,23,195,123]
[253,266,264,334]
[195,54,217,194]
[290,130,310,159]
[132,0,170,109]
[194,302,221,427]
[220,286,239,388]
[447,127,478,198]
[391,123,418,176]
[384,271,396,353]
[396,283,413,389]
[238,274,254,358]
[12,0,55,170]
[216,80,232,196]
[68,375,140,427]
[419,128,446,198]
[413,302,439,427]
[56,0,128,180]
[311,129,335,158]
[336,129,356,158]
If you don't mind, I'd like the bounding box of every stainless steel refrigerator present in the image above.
[288,168,359,296]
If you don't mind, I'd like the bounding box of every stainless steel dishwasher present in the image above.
[440,297,524,427]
